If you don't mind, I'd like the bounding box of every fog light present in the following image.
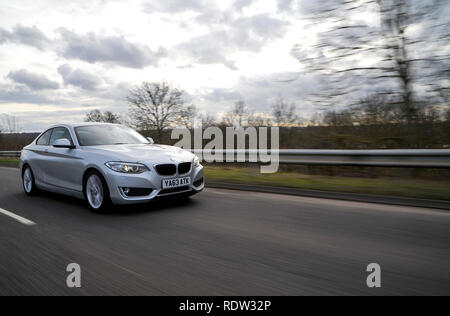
[194,177,204,187]
[121,187,154,197]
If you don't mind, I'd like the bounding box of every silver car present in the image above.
[19,123,204,212]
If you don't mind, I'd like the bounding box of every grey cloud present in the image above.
[277,0,294,12]
[195,9,234,25]
[57,28,166,68]
[143,0,206,13]
[297,0,342,15]
[176,13,289,68]
[0,25,165,68]
[200,71,320,115]
[203,88,243,103]
[143,0,254,14]
[235,14,289,39]
[176,30,236,66]
[2,109,88,132]
[143,2,290,69]
[176,29,262,70]
[7,69,59,90]
[0,25,51,50]
[0,84,58,105]
[233,0,255,10]
[58,64,103,90]
[224,61,239,71]
[0,28,9,44]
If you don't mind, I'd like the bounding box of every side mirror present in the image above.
[146,137,154,145]
[53,138,75,149]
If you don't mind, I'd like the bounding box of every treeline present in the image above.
[1,102,449,151]
[81,81,449,149]
[1,81,449,150]
[139,122,450,150]
[1,121,449,151]
[0,133,38,151]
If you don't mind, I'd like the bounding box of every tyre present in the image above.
[83,170,111,213]
[22,165,38,196]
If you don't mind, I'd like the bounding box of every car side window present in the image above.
[36,129,53,146]
[49,127,74,146]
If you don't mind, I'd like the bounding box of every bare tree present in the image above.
[85,109,121,123]
[296,0,448,123]
[357,94,398,125]
[414,103,443,123]
[309,113,325,126]
[85,110,103,122]
[271,98,298,127]
[322,109,356,127]
[102,111,121,123]
[2,114,21,133]
[201,113,218,128]
[127,81,187,140]
[178,105,198,129]
[248,112,271,127]
[222,100,252,127]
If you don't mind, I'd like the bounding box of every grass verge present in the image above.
[204,165,450,201]
[0,158,19,168]
[2,158,449,201]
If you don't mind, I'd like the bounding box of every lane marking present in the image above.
[0,207,36,226]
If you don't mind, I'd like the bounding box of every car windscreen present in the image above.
[74,125,149,146]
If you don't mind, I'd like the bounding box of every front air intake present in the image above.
[122,187,153,197]
[159,186,190,195]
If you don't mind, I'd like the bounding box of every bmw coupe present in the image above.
[19,123,204,212]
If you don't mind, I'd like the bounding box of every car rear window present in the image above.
[36,129,53,146]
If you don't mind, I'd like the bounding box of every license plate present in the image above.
[162,177,191,189]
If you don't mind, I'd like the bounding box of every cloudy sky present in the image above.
[0,0,324,131]
[1,0,446,132]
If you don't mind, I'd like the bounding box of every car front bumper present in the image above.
[101,164,204,205]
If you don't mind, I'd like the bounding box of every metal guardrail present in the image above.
[0,151,21,158]
[2,149,450,168]
[191,149,450,168]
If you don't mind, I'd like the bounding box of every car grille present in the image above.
[155,164,176,176]
[178,162,191,174]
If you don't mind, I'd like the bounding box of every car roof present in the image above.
[45,122,123,130]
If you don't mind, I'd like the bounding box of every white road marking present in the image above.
[0,207,36,226]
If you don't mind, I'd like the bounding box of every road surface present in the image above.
[0,167,449,295]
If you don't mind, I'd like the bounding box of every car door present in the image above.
[31,128,53,185]
[41,127,84,192]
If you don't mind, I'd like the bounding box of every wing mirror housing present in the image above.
[146,137,154,145]
[53,138,75,149]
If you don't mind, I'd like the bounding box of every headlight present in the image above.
[105,162,149,174]
[193,156,201,168]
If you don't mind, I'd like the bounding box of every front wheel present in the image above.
[22,166,37,195]
[83,171,110,213]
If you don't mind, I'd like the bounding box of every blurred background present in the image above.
[1,0,449,200]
